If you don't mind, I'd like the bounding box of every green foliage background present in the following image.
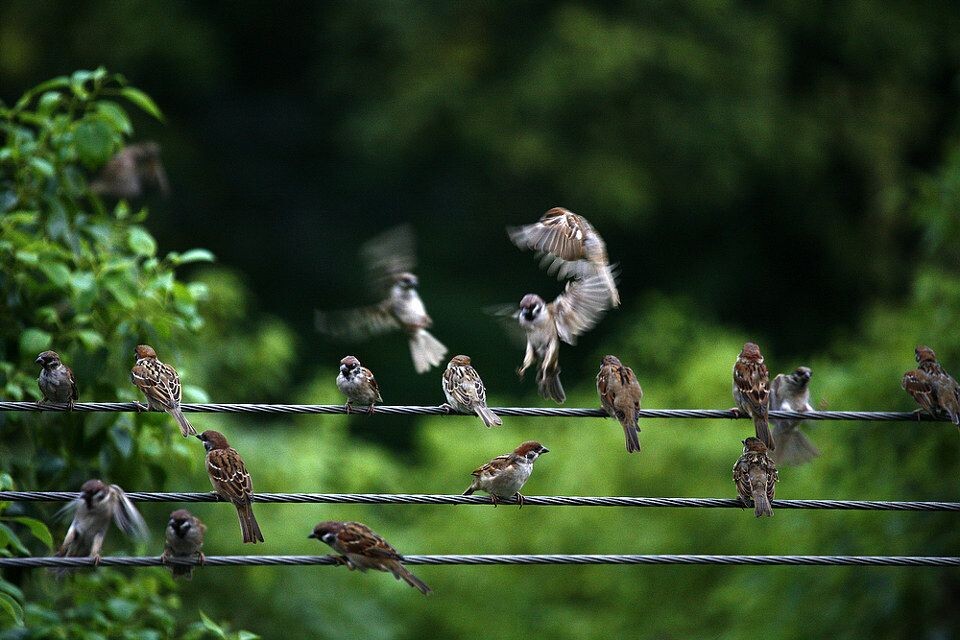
[1,2,959,639]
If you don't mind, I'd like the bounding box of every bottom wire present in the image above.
[3,554,958,568]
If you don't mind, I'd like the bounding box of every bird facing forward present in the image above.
[596,355,643,453]
[732,437,778,517]
[463,441,549,507]
[162,509,206,579]
[54,479,148,574]
[309,521,431,595]
[197,430,263,544]
[314,225,447,374]
[130,344,196,437]
[732,342,774,450]
[441,355,502,427]
[336,356,382,414]
[36,350,78,407]
[769,366,820,466]
[509,272,617,403]
[508,206,620,307]
[902,346,960,427]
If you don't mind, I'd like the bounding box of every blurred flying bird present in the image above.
[36,350,78,407]
[732,437,778,518]
[462,441,549,507]
[769,367,820,466]
[596,355,643,453]
[90,142,169,199]
[441,354,501,427]
[508,207,619,307]
[309,521,431,594]
[315,225,447,374]
[732,342,774,450]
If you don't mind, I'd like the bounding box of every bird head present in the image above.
[340,356,361,377]
[514,441,549,462]
[196,430,229,452]
[308,521,343,545]
[134,344,158,360]
[35,350,62,369]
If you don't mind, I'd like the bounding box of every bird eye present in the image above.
[321,532,336,544]
[526,452,536,459]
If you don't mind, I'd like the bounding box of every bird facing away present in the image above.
[336,355,382,414]
[463,441,549,507]
[197,430,264,544]
[769,366,820,466]
[90,141,170,199]
[596,355,643,453]
[162,509,206,579]
[130,344,196,437]
[54,479,148,575]
[36,350,78,406]
[732,437,779,517]
[902,345,960,427]
[314,224,447,374]
[508,207,620,307]
[732,342,774,450]
[309,521,431,595]
[497,272,616,403]
[441,355,502,427]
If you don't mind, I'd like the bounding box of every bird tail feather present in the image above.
[474,406,502,428]
[409,329,447,374]
[237,503,264,544]
[537,369,566,404]
[771,423,820,466]
[170,407,197,437]
[754,416,774,450]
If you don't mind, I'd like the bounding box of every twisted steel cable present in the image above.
[1,491,957,510]
[1,554,957,568]
[0,401,946,421]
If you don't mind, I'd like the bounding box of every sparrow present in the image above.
[197,430,263,544]
[35,350,78,407]
[732,437,778,518]
[336,356,382,414]
[769,367,820,466]
[596,355,643,453]
[130,344,196,437]
[162,509,206,580]
[441,355,501,427]
[501,272,616,403]
[90,141,170,199]
[902,346,960,426]
[315,225,447,374]
[462,441,549,507]
[54,479,148,574]
[732,342,774,450]
[508,207,620,307]
[309,521,431,595]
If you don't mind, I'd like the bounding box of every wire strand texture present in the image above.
[2,554,958,568]
[0,401,946,421]
[1,491,957,511]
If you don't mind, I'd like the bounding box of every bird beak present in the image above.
[194,434,203,441]
[307,533,316,539]
[541,447,550,454]
[35,356,43,365]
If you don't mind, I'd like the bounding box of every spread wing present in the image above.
[207,448,254,505]
[508,208,589,262]
[131,360,182,409]
[337,522,403,560]
[361,224,416,289]
[483,304,527,349]
[471,453,512,477]
[902,369,937,414]
[110,485,149,540]
[315,300,400,340]
[551,273,615,345]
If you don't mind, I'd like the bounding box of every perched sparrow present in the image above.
[54,479,148,574]
[35,350,78,407]
[463,441,549,506]
[596,355,643,453]
[336,356,382,414]
[732,342,774,450]
[315,225,447,374]
[732,437,778,518]
[309,521,430,595]
[902,346,960,426]
[441,355,501,427]
[162,509,206,580]
[508,207,619,307]
[500,273,616,403]
[197,430,263,544]
[130,344,196,437]
[90,141,169,199]
[769,367,820,466]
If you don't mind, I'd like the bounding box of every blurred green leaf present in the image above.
[19,328,52,355]
[75,118,115,167]
[176,249,216,265]
[7,516,53,549]
[0,592,24,627]
[121,87,164,121]
[127,226,158,257]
